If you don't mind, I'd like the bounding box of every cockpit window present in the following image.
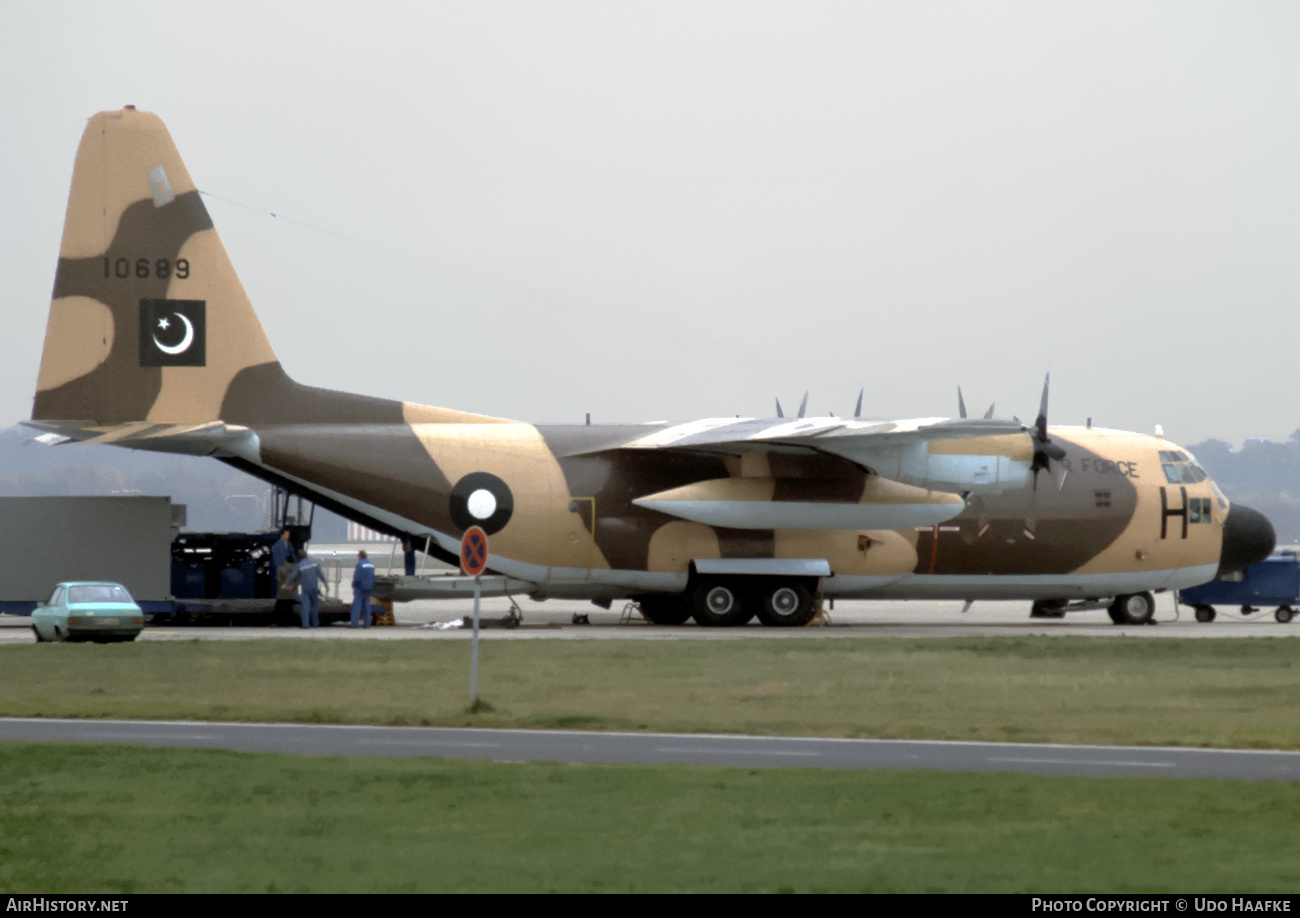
[1161,450,1208,484]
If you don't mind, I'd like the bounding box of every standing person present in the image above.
[271,529,293,571]
[350,550,376,628]
[286,549,327,629]
[271,530,296,624]
[274,555,298,625]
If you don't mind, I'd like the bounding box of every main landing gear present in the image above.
[635,594,693,626]
[635,576,821,628]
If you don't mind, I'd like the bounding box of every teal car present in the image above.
[31,582,145,643]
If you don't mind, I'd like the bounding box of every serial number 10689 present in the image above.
[102,257,191,280]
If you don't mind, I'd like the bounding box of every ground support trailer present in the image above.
[1178,552,1299,623]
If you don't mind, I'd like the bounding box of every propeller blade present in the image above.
[1035,372,1051,444]
[854,388,863,419]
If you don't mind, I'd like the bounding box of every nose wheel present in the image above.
[1108,592,1155,625]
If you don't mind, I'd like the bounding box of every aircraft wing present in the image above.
[618,415,1037,531]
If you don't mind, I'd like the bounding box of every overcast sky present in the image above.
[3,1,1298,447]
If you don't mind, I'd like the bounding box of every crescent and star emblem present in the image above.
[153,313,194,355]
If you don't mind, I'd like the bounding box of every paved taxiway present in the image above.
[2,718,1297,781]
[2,595,1297,644]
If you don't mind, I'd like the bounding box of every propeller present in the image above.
[957,387,996,420]
[1020,373,1069,543]
[775,391,810,419]
[1029,373,1067,491]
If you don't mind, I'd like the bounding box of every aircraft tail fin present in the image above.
[33,108,282,428]
[34,108,509,434]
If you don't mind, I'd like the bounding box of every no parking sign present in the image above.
[460,526,489,577]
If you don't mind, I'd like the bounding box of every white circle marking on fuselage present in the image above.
[467,488,497,520]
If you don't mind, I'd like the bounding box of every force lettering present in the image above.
[1079,457,1139,478]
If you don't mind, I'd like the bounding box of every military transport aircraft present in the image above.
[26,108,1275,627]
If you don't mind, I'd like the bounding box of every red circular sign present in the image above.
[460,526,489,577]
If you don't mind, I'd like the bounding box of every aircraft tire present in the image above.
[1276,606,1294,624]
[691,580,750,627]
[636,596,693,626]
[1194,605,1216,623]
[755,581,816,627]
[1110,592,1155,625]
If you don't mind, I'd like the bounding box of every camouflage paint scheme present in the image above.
[28,110,1275,625]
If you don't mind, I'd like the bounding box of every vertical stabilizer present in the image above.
[34,108,278,425]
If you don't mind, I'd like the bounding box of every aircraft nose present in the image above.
[1218,503,1275,577]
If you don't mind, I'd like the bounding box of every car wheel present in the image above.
[1276,606,1294,624]
[53,625,68,642]
[32,625,46,643]
[691,580,749,627]
[756,581,816,627]
[1110,592,1155,625]
[1194,605,1216,623]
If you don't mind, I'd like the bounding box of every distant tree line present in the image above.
[1188,432,1300,547]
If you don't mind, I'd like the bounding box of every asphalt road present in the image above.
[2,717,1297,781]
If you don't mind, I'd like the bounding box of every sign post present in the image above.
[459,526,489,705]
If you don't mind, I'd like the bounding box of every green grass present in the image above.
[1,636,1298,748]
[1,742,1297,893]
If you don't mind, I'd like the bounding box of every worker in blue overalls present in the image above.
[286,549,327,628]
[270,529,296,622]
[271,529,293,571]
[350,549,376,628]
